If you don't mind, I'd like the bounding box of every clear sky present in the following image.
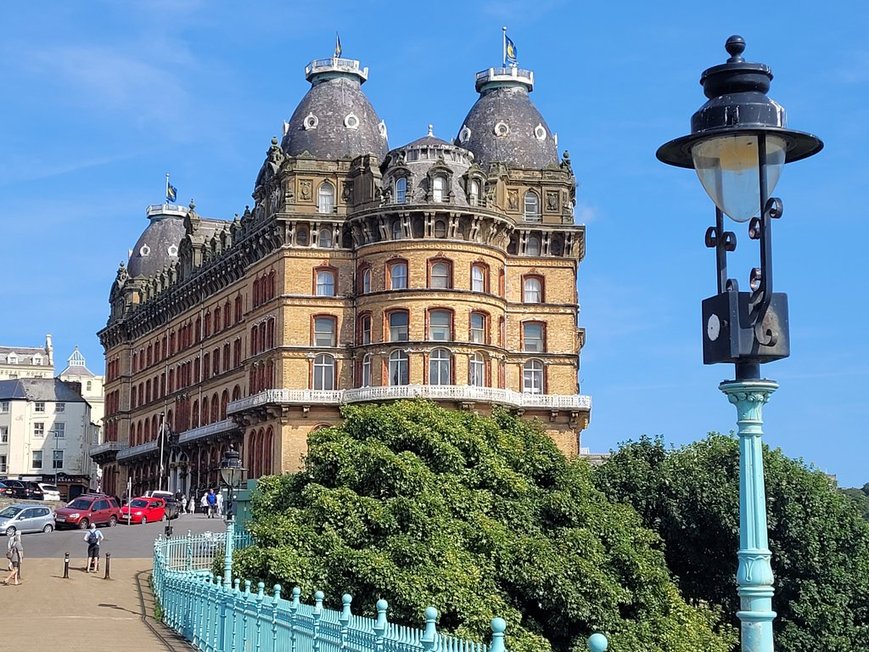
[0,1,866,487]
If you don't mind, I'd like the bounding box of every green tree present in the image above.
[235,401,735,652]
[841,485,869,521]
[594,434,869,652]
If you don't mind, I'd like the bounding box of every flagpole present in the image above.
[502,26,507,67]
[165,173,170,206]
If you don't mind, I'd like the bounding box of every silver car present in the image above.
[0,503,55,536]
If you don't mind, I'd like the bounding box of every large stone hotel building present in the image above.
[93,54,591,498]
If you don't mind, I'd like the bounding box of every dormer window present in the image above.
[524,191,540,222]
[318,182,335,214]
[432,176,447,203]
[468,179,480,206]
[395,177,407,204]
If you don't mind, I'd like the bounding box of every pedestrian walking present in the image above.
[5,535,13,572]
[3,532,23,585]
[180,493,188,514]
[206,488,217,518]
[216,490,224,518]
[188,494,196,515]
[83,523,104,572]
[200,490,208,516]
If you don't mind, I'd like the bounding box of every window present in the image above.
[526,234,542,256]
[388,261,408,290]
[53,449,64,469]
[55,402,65,413]
[318,181,335,214]
[319,227,333,248]
[0,401,8,413]
[360,354,372,387]
[313,317,337,347]
[316,269,336,296]
[0,455,6,473]
[524,191,540,221]
[429,260,452,289]
[34,423,45,438]
[432,176,447,202]
[32,450,42,469]
[469,179,480,206]
[429,348,452,385]
[428,310,452,341]
[388,350,409,386]
[523,322,545,352]
[35,401,45,413]
[0,426,7,442]
[471,264,487,293]
[360,267,371,294]
[470,312,487,344]
[523,276,543,303]
[434,220,447,238]
[388,311,409,342]
[53,423,65,438]
[313,354,336,390]
[391,220,403,240]
[358,314,372,345]
[469,353,487,387]
[395,177,407,204]
[523,360,544,394]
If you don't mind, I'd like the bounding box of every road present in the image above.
[12,512,227,559]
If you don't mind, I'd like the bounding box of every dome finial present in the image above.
[427,124,434,137]
[725,35,746,63]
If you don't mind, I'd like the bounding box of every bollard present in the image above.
[103,552,111,580]
[63,552,70,579]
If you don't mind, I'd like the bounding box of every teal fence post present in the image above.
[186,531,193,572]
[290,587,300,652]
[231,578,241,652]
[339,594,352,648]
[489,617,507,652]
[313,590,324,652]
[587,633,609,651]
[421,607,438,651]
[271,584,282,652]
[243,580,252,650]
[373,599,388,652]
[213,575,222,652]
[203,575,213,652]
[255,581,265,652]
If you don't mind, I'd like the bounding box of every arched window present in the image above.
[388,350,409,386]
[319,227,333,248]
[522,322,545,352]
[387,310,409,342]
[468,179,480,206]
[428,309,452,341]
[469,312,487,344]
[429,348,452,385]
[358,314,372,345]
[526,234,542,256]
[471,264,487,293]
[360,267,371,294]
[432,176,447,202]
[360,354,372,387]
[315,269,336,296]
[524,191,540,221]
[469,352,487,386]
[318,181,335,214]
[313,316,337,347]
[434,220,447,238]
[388,261,408,290]
[523,359,544,394]
[391,220,403,240]
[429,260,452,289]
[395,177,407,204]
[313,354,336,390]
[523,276,543,303]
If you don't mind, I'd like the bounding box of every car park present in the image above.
[0,503,55,536]
[120,497,166,524]
[54,493,122,529]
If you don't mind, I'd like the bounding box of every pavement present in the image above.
[3,513,225,651]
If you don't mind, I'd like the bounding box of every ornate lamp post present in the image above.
[219,446,245,587]
[657,36,822,652]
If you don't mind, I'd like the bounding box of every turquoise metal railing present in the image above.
[153,532,609,652]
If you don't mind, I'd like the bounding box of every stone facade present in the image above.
[96,56,590,499]
[0,335,54,380]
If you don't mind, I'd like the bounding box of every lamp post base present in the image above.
[223,516,234,588]
[720,378,778,652]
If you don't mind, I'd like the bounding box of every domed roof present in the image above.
[456,67,557,169]
[281,57,388,161]
[404,125,452,149]
[127,204,187,278]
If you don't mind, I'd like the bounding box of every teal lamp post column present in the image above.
[657,36,822,652]
[219,446,245,587]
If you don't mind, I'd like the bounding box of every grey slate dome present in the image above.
[457,66,557,169]
[281,57,388,161]
[127,204,187,278]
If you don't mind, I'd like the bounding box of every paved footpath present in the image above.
[2,557,192,651]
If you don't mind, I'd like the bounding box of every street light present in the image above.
[657,36,822,652]
[219,446,245,587]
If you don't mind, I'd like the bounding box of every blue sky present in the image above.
[0,1,866,487]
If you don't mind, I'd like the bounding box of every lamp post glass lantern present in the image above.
[657,36,822,652]
[219,446,245,587]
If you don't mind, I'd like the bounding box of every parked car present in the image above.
[0,481,13,497]
[120,497,166,524]
[55,493,122,529]
[4,480,35,499]
[0,503,55,536]
[37,483,61,501]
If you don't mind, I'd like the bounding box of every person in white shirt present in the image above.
[83,523,104,572]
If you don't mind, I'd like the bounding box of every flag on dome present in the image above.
[166,178,177,203]
[505,33,518,64]
[335,32,342,58]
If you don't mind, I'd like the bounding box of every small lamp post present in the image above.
[657,36,822,652]
[219,446,245,587]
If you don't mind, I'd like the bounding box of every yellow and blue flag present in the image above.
[335,32,342,58]
[167,181,177,203]
[505,34,518,64]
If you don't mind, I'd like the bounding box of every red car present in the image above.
[55,493,122,529]
[120,497,166,524]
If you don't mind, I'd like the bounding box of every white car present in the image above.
[37,483,61,501]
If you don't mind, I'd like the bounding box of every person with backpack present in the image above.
[3,532,23,585]
[83,523,104,572]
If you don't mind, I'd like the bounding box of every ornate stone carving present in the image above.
[299,179,313,202]
[545,190,559,212]
[507,189,519,211]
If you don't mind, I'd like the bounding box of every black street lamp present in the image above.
[219,446,245,586]
[657,36,822,652]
